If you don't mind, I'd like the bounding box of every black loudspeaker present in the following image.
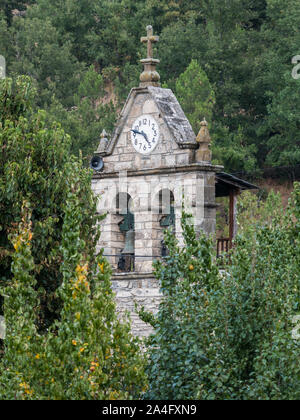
[90,156,104,172]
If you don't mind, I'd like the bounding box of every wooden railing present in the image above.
[217,238,232,259]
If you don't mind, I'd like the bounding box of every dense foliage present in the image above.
[142,186,300,400]
[0,76,146,399]
[1,0,300,401]
[0,76,100,327]
[1,0,300,172]
[0,194,146,400]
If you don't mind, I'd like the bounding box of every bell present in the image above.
[121,229,135,255]
[160,205,175,228]
[118,211,134,232]
[118,229,135,272]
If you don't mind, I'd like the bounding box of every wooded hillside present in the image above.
[1,0,300,177]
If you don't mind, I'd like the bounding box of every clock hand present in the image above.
[131,129,141,135]
[140,130,150,144]
[131,129,150,145]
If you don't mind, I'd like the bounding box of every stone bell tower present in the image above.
[91,26,221,336]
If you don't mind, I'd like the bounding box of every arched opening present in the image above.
[116,192,135,272]
[153,189,175,257]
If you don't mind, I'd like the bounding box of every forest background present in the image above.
[1,1,300,400]
[1,0,300,181]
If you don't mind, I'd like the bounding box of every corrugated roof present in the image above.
[216,172,258,191]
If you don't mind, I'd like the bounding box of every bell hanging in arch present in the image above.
[121,229,135,255]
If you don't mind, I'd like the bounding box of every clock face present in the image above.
[130,114,160,154]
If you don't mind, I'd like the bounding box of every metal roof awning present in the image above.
[216,172,258,197]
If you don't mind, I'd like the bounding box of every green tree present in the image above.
[0,75,146,399]
[258,0,300,167]
[0,0,35,26]
[0,188,146,399]
[143,186,300,399]
[10,15,83,107]
[146,0,206,32]
[0,76,98,328]
[174,59,215,134]
[158,18,204,88]
[46,66,117,159]
[199,1,265,172]
[3,0,300,173]
[30,0,149,70]
[158,4,263,173]
[211,124,258,174]
[141,212,219,399]
[0,10,12,62]
[27,0,99,63]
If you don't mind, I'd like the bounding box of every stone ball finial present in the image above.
[201,117,208,126]
[196,118,211,144]
[96,129,109,153]
[195,118,212,163]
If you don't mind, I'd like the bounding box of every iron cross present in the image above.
[141,25,159,59]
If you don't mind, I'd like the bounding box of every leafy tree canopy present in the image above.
[1,0,300,172]
[0,76,99,328]
[142,185,300,399]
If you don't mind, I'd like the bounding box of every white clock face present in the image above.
[131,114,160,154]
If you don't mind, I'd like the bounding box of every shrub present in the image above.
[0,182,146,400]
[0,76,98,328]
[0,76,146,400]
[143,186,300,400]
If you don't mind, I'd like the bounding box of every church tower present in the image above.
[91,26,221,336]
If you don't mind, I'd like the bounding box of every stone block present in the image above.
[116,290,132,298]
[129,103,143,118]
[120,154,133,162]
[204,186,215,203]
[104,154,120,163]
[176,153,189,166]
[164,154,176,167]
[142,99,159,114]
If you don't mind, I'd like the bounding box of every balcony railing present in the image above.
[217,238,232,259]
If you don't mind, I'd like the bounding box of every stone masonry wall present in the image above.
[93,168,216,337]
[102,90,195,174]
[111,274,160,338]
[92,169,215,271]
[91,86,218,337]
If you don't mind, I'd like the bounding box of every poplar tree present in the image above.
[0,76,97,328]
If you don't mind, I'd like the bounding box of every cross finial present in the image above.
[139,25,160,87]
[141,25,159,59]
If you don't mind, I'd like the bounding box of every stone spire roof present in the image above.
[102,86,197,156]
